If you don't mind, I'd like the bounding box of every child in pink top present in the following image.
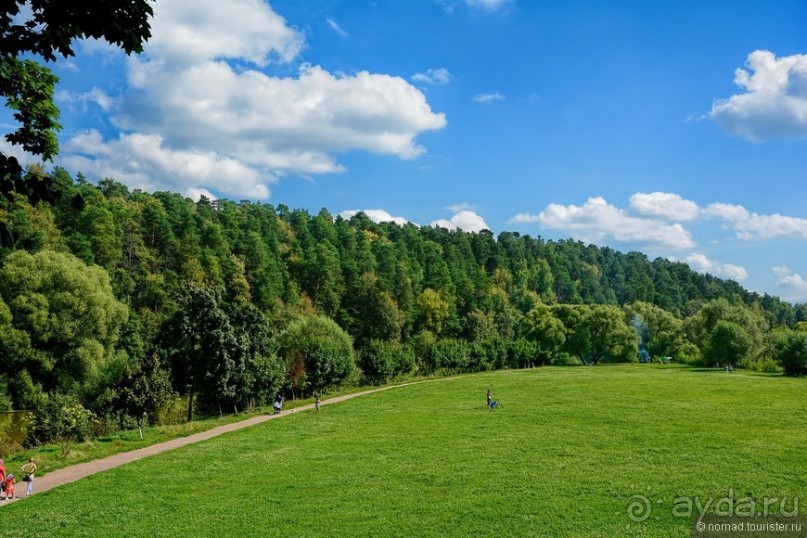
[4,474,15,499]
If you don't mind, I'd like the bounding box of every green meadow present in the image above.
[3,365,805,537]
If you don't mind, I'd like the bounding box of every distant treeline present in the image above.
[0,167,805,446]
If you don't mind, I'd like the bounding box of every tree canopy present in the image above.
[0,249,128,394]
[0,173,804,444]
[1,0,154,216]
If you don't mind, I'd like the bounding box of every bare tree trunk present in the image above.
[187,391,195,422]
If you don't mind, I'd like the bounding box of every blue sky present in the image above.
[4,0,807,301]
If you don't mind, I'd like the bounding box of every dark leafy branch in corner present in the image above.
[0,0,155,236]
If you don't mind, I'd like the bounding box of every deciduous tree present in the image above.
[276,315,355,395]
[773,330,807,376]
[0,250,128,396]
[522,303,566,364]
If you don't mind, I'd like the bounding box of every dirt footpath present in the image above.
[1,381,423,505]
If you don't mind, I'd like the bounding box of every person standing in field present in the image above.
[486,389,492,409]
[315,396,321,413]
[21,458,36,497]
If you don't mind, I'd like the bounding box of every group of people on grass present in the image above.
[0,458,37,500]
[272,394,322,415]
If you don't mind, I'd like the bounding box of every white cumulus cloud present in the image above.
[524,196,695,250]
[58,87,115,113]
[630,192,700,221]
[773,266,807,303]
[58,0,446,200]
[147,0,304,67]
[684,253,748,282]
[186,188,218,202]
[62,130,270,200]
[704,203,807,240]
[514,192,807,249]
[432,210,490,233]
[710,50,807,141]
[0,138,37,166]
[339,209,410,226]
[511,192,807,298]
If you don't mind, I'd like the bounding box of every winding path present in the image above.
[2,380,427,504]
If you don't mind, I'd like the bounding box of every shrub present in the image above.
[774,331,807,376]
[467,338,509,371]
[743,358,782,374]
[276,315,355,394]
[707,321,752,367]
[246,353,284,408]
[410,330,437,373]
[676,342,702,365]
[360,340,415,384]
[509,338,541,368]
[0,376,12,411]
[156,395,190,426]
[8,370,47,410]
[433,338,471,371]
[468,343,489,372]
[26,393,94,446]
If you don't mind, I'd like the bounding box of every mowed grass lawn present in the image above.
[3,365,805,537]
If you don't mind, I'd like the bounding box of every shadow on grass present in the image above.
[681,365,785,378]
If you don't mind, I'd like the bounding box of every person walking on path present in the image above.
[273,395,284,415]
[21,458,36,497]
[0,378,430,505]
[3,474,14,499]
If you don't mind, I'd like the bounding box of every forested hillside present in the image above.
[1,167,805,443]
